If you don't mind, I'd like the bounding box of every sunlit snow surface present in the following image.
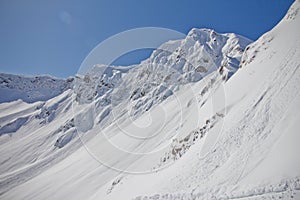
[1,1,300,199]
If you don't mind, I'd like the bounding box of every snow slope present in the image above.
[0,26,250,198]
[1,1,300,200]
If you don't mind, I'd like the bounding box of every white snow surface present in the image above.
[1,1,300,200]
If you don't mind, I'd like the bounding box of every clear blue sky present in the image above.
[0,0,294,78]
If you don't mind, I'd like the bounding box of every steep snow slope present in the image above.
[0,28,250,198]
[1,1,300,200]
[120,1,300,199]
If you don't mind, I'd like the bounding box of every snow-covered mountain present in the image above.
[1,1,300,199]
[0,26,250,198]
[74,29,250,123]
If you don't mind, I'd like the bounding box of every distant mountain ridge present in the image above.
[0,73,74,103]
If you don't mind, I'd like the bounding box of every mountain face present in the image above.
[74,29,250,121]
[1,1,300,200]
[0,27,250,198]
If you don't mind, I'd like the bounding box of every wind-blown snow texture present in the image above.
[1,1,300,200]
